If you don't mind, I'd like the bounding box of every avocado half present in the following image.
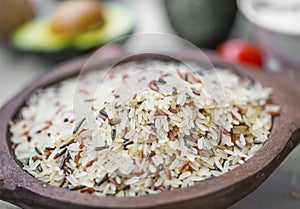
[11,2,135,52]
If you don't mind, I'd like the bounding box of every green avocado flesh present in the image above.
[11,2,134,52]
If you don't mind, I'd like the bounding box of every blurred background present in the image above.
[0,0,299,208]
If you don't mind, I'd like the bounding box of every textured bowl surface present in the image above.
[0,51,299,209]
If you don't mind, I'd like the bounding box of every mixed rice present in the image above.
[10,60,280,197]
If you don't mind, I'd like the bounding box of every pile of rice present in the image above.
[10,60,280,197]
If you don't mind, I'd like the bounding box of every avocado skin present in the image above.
[9,33,131,63]
[165,0,237,49]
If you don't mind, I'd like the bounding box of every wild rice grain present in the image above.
[109,178,120,189]
[80,187,95,193]
[73,118,86,134]
[123,140,134,149]
[183,73,188,81]
[36,164,43,172]
[165,185,171,191]
[64,167,73,175]
[99,109,108,120]
[149,80,159,92]
[32,155,42,161]
[114,103,121,109]
[69,185,86,191]
[217,129,222,145]
[172,87,178,95]
[146,151,156,161]
[179,161,189,173]
[54,148,67,159]
[111,129,116,141]
[60,141,73,149]
[59,152,69,170]
[12,143,19,150]
[157,78,167,84]
[120,185,130,191]
[59,176,66,188]
[95,173,109,186]
[95,145,109,151]
[191,88,200,96]
[86,158,98,168]
[155,186,165,191]
[25,158,30,165]
[168,108,178,114]
[253,140,262,144]
[154,109,167,117]
[34,146,43,155]
[45,146,56,151]
[74,151,82,164]
[165,169,172,180]
[148,123,157,131]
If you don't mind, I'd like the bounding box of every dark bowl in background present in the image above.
[165,0,237,49]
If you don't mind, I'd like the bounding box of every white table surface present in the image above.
[0,0,299,208]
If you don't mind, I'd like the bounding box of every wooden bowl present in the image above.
[0,50,299,209]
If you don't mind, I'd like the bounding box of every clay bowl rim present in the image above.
[0,50,299,209]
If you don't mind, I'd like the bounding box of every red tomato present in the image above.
[217,39,263,67]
